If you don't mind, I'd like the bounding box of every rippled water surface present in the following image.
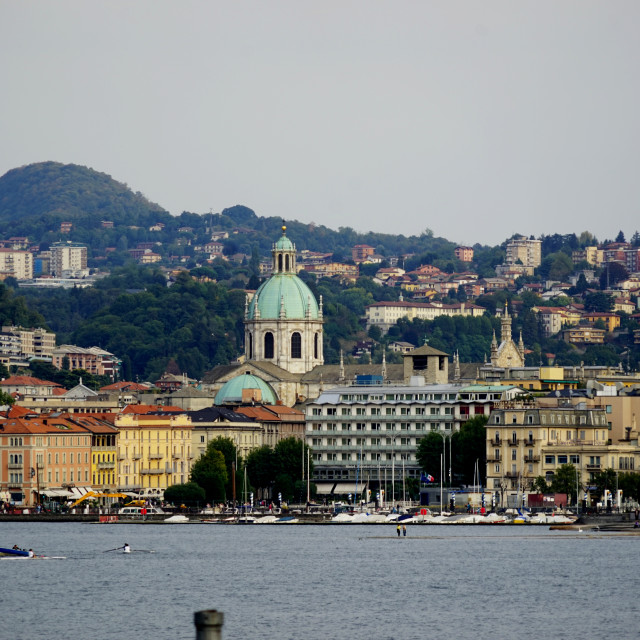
[2,522,638,640]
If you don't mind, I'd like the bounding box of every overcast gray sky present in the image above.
[1,1,639,246]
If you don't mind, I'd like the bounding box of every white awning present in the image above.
[41,490,73,498]
[69,487,93,498]
[315,483,366,495]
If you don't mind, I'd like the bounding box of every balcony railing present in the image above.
[8,463,22,469]
[148,453,163,460]
[140,468,165,475]
[586,463,601,470]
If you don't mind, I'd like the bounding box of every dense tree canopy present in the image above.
[190,444,228,503]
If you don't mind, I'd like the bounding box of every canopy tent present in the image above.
[315,482,366,495]
[41,490,73,498]
[68,487,93,499]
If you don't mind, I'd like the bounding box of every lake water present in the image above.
[2,522,638,640]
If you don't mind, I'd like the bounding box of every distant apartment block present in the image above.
[0,249,34,280]
[454,246,474,262]
[303,262,359,280]
[351,244,375,263]
[496,236,542,277]
[203,242,224,259]
[572,246,603,266]
[0,326,56,365]
[50,241,88,277]
[52,345,121,381]
[561,325,605,345]
[0,237,30,250]
[60,221,73,234]
[365,300,485,333]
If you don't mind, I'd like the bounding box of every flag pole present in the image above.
[440,453,443,514]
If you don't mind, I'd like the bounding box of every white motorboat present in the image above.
[164,514,190,524]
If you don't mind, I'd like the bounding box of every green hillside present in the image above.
[0,161,168,236]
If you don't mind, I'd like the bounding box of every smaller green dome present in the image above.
[215,373,277,405]
[275,226,294,251]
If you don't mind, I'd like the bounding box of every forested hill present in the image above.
[0,162,471,269]
[0,161,168,237]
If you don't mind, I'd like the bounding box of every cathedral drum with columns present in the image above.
[244,226,324,375]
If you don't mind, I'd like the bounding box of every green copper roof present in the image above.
[275,234,294,251]
[248,273,320,320]
[214,373,277,405]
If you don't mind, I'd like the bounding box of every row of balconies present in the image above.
[310,443,416,452]
[490,439,536,447]
[313,459,416,467]
[117,453,192,461]
[308,413,457,421]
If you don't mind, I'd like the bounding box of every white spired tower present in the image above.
[244,225,324,375]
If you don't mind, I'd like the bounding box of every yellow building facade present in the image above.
[115,413,193,492]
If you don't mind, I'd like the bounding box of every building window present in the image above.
[248,332,253,359]
[264,332,274,359]
[545,455,555,464]
[495,464,500,473]
[314,333,319,360]
[511,449,517,461]
[291,332,302,358]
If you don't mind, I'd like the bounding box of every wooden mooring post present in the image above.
[194,610,224,640]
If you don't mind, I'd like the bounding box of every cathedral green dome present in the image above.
[214,373,277,405]
[247,274,320,320]
[274,233,295,251]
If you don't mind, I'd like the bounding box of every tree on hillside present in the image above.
[550,464,579,504]
[452,415,488,485]
[416,432,447,482]
[272,437,313,501]
[600,262,628,289]
[584,292,614,313]
[190,444,228,503]
[164,482,206,507]
[246,446,275,497]
[206,436,241,500]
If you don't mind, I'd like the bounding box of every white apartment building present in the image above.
[496,236,542,277]
[365,301,485,333]
[0,326,56,366]
[0,249,33,280]
[50,242,88,277]
[306,378,524,500]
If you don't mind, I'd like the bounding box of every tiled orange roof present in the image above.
[7,405,37,418]
[0,416,91,434]
[0,375,62,387]
[100,381,150,392]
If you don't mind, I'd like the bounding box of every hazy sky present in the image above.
[2,2,639,246]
